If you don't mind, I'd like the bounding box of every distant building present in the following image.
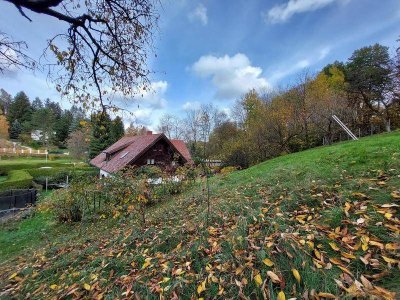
[90,131,192,177]
[31,130,53,142]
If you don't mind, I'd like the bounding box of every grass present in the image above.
[0,132,399,299]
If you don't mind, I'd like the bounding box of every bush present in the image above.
[220,166,237,175]
[51,189,83,222]
[0,170,33,191]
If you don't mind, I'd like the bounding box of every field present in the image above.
[0,132,399,299]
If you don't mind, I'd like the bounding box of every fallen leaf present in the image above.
[254,274,262,286]
[267,271,281,283]
[263,258,274,267]
[277,291,286,300]
[291,269,301,283]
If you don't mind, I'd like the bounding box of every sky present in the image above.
[0,0,399,130]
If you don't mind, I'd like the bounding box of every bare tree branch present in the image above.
[1,0,159,112]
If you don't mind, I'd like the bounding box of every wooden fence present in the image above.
[0,148,48,156]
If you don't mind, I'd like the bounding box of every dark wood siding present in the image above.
[131,139,185,170]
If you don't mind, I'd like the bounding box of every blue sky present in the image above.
[0,0,399,129]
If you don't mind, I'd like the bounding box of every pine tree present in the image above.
[110,116,125,143]
[7,91,32,130]
[9,119,22,139]
[89,112,113,158]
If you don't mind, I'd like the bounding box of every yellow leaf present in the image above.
[384,213,393,219]
[162,277,170,283]
[174,268,184,275]
[307,241,314,250]
[142,261,151,269]
[338,265,353,276]
[382,256,399,264]
[50,284,58,290]
[318,292,337,299]
[329,242,340,251]
[341,251,356,259]
[254,274,262,286]
[267,271,281,283]
[385,243,400,251]
[83,283,91,291]
[130,261,135,268]
[314,249,321,260]
[369,240,384,249]
[263,258,274,267]
[277,290,286,300]
[8,273,18,280]
[197,279,206,294]
[291,269,301,283]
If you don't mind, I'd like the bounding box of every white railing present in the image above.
[0,148,48,155]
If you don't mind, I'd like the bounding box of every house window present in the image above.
[147,159,155,165]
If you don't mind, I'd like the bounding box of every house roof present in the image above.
[90,134,192,173]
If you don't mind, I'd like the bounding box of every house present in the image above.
[31,130,54,142]
[90,131,192,177]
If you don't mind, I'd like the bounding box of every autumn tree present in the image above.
[67,129,89,160]
[0,88,12,115]
[1,0,159,111]
[0,115,9,138]
[346,44,396,132]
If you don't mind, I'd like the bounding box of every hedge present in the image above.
[27,167,96,179]
[27,167,98,185]
[0,170,33,191]
[0,163,71,175]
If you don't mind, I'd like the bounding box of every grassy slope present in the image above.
[1,132,399,299]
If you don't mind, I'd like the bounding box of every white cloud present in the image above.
[191,53,270,99]
[264,0,345,24]
[269,59,310,82]
[116,80,169,130]
[188,3,208,26]
[318,46,331,60]
[135,80,168,109]
[182,101,201,111]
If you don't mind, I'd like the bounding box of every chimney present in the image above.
[146,130,153,136]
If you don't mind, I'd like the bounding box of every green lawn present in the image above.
[0,132,399,299]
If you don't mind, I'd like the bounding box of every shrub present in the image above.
[51,189,83,222]
[220,166,237,175]
[0,170,33,191]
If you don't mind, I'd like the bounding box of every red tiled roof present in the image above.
[90,134,192,173]
[171,139,193,164]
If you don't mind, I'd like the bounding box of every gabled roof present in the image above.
[170,139,193,164]
[90,134,192,173]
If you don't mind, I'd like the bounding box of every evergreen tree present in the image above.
[54,110,73,147]
[30,108,56,146]
[7,91,32,129]
[110,116,125,143]
[9,119,22,139]
[31,97,44,111]
[89,112,113,158]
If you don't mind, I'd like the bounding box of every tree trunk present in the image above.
[385,118,391,132]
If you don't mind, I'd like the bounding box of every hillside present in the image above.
[1,132,400,299]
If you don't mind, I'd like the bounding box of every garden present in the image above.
[0,157,97,192]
